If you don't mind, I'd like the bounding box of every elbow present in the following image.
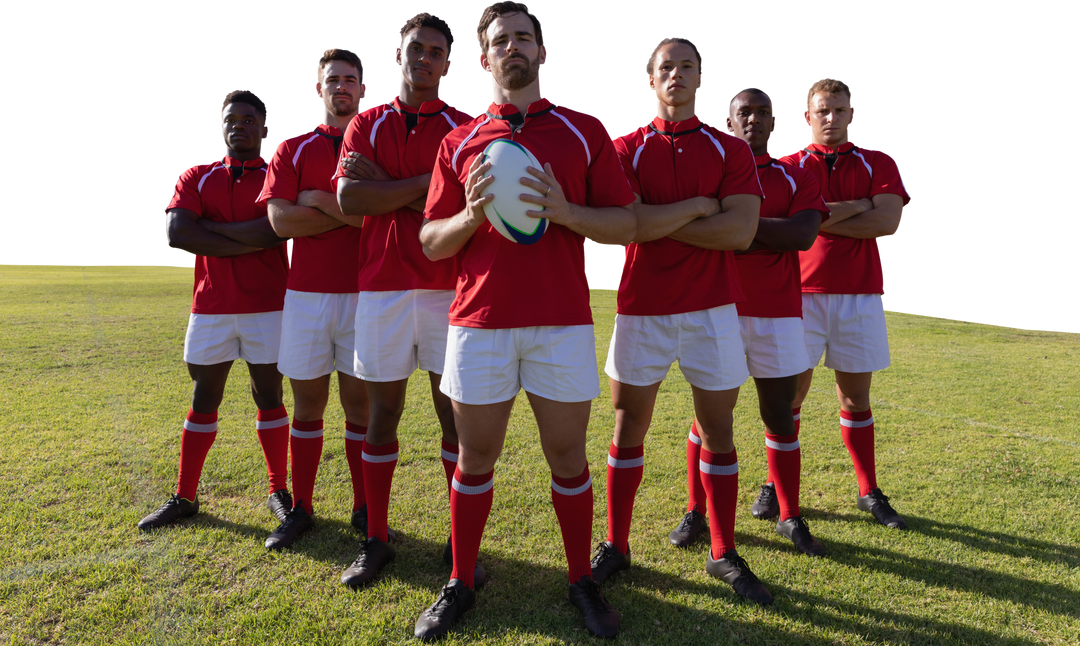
[616,220,637,246]
[733,218,758,250]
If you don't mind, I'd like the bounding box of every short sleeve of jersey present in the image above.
[258,140,300,205]
[867,152,910,205]
[789,166,830,221]
[718,137,763,200]
[425,140,467,221]
[612,135,643,197]
[332,113,378,191]
[167,166,204,215]
[585,123,635,208]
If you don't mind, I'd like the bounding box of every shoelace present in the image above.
[431,586,459,612]
[677,513,698,532]
[591,543,618,565]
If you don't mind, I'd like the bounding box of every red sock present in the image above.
[176,409,217,500]
[552,467,594,583]
[699,447,739,559]
[256,406,290,493]
[289,419,324,513]
[686,421,706,513]
[792,407,801,433]
[605,443,643,554]
[766,430,801,520]
[450,468,494,589]
[362,440,398,542]
[441,440,458,499]
[841,408,877,496]
[344,422,366,512]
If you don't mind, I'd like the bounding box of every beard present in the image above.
[492,54,540,91]
[327,95,355,117]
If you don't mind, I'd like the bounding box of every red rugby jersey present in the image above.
[333,98,471,292]
[258,124,361,294]
[426,99,635,329]
[735,155,830,318]
[613,117,763,316]
[167,157,288,315]
[780,142,910,295]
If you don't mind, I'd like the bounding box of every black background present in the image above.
[39,5,1062,328]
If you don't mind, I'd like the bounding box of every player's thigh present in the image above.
[834,370,873,412]
[610,380,662,447]
[184,313,242,365]
[279,290,337,380]
[354,290,421,383]
[740,315,811,380]
[289,374,332,421]
[752,375,800,435]
[821,294,890,373]
[691,384,740,452]
[604,313,677,387]
[801,294,829,369]
[245,361,284,409]
[452,398,516,474]
[519,325,601,403]
[337,370,369,424]
[186,360,234,412]
[676,305,749,391]
[236,311,283,365]
[526,392,591,479]
[441,326,521,405]
[414,289,454,374]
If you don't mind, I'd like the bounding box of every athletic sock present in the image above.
[605,443,644,554]
[686,421,706,514]
[289,418,324,514]
[344,422,367,512]
[176,409,218,501]
[255,406,290,493]
[362,440,399,543]
[450,468,494,589]
[552,467,594,584]
[699,447,739,559]
[766,430,801,520]
[841,408,877,496]
[440,440,458,499]
[792,407,801,433]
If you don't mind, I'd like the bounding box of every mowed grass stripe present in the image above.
[1,265,1077,645]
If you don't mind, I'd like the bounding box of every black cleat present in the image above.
[775,516,825,557]
[414,579,476,642]
[590,541,631,585]
[267,489,293,523]
[341,537,395,587]
[568,576,619,639]
[137,494,199,530]
[705,549,773,605]
[751,483,779,520]
[265,506,313,550]
[442,535,488,588]
[669,510,708,548]
[857,488,907,529]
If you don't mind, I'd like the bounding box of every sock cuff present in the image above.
[441,440,459,454]
[689,420,701,441]
[453,468,494,494]
[552,466,590,489]
[700,447,738,466]
[256,405,288,421]
[608,443,644,459]
[792,407,802,420]
[186,409,218,425]
[292,418,324,432]
[765,432,800,450]
[841,408,874,424]
[363,440,399,457]
[344,421,367,433]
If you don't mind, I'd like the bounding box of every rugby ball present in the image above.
[481,139,548,244]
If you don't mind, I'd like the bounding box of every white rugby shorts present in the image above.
[183,311,282,365]
[278,290,358,380]
[604,304,748,391]
[354,289,455,382]
[739,316,811,379]
[441,324,601,405]
[802,293,891,373]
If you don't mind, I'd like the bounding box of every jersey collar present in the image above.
[754,153,775,168]
[392,96,448,118]
[649,115,702,137]
[485,98,554,120]
[221,156,266,170]
[315,123,342,137]
[803,141,856,155]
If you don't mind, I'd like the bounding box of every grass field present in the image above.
[1,265,1078,645]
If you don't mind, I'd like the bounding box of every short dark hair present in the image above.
[319,48,363,84]
[646,38,701,75]
[725,85,777,111]
[477,2,543,51]
[222,90,266,118]
[401,13,454,56]
[807,78,850,107]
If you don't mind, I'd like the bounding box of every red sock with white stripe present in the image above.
[605,444,643,554]
[792,407,802,433]
[552,467,594,583]
[686,422,706,514]
[256,406,290,493]
[841,408,877,496]
[441,440,458,499]
[289,419,323,513]
[176,409,217,501]
[766,430,801,520]
[699,448,739,559]
[344,422,366,512]
[450,468,494,589]
[362,440,398,542]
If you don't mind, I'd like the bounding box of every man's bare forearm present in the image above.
[202,217,287,248]
[632,196,718,243]
[338,174,431,216]
[420,213,483,260]
[819,198,872,229]
[752,210,823,252]
[822,194,903,239]
[667,194,760,250]
[167,210,261,257]
[268,199,343,238]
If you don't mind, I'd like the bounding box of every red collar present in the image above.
[649,115,702,136]
[392,96,448,117]
[804,142,856,155]
[486,98,554,119]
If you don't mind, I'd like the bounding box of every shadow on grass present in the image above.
[905,514,1080,568]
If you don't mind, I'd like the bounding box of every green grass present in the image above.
[1,265,1078,645]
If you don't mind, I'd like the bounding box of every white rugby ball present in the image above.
[481,139,547,244]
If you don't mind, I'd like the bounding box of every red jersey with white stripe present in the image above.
[333,98,471,292]
[167,157,289,315]
[780,142,910,295]
[613,117,763,316]
[735,155,830,318]
[258,124,361,294]
[426,99,635,329]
